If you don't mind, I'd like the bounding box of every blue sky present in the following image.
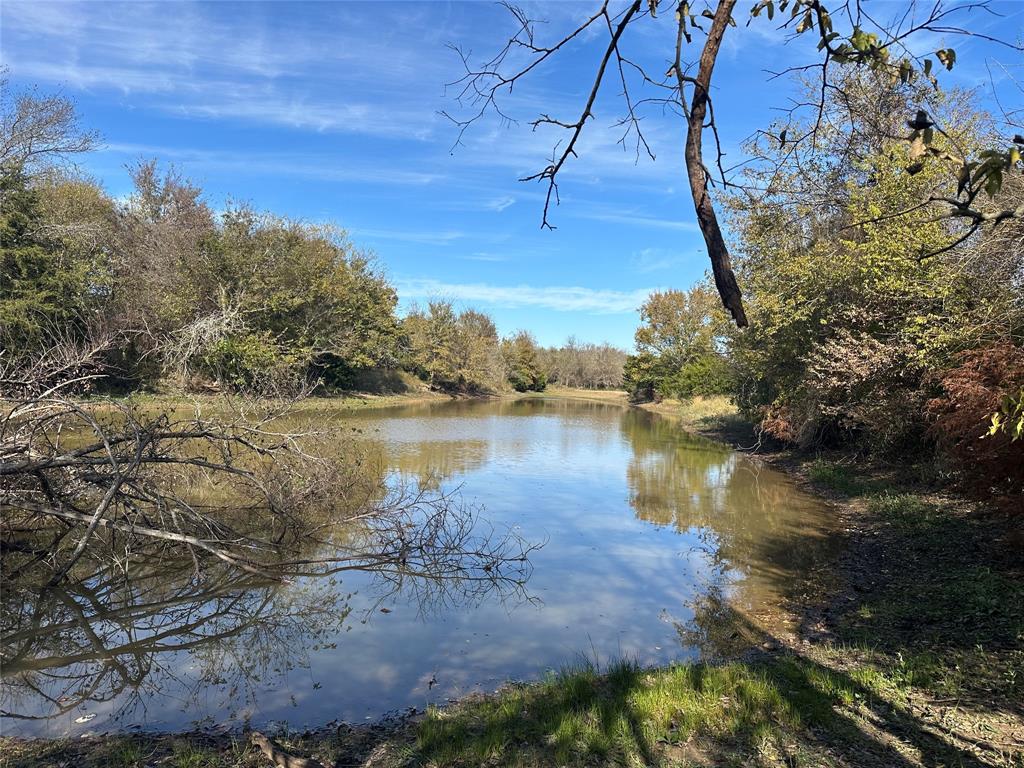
[2,1,1020,348]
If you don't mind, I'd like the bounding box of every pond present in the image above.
[0,397,835,737]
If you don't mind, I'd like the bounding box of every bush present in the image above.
[199,331,300,393]
[927,342,1024,495]
[663,354,734,399]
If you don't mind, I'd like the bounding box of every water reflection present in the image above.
[1,563,343,728]
[620,408,833,609]
[2,398,835,736]
[1,524,532,731]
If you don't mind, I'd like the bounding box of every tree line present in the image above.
[0,84,633,398]
[1,82,537,593]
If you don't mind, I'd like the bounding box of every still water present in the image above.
[1,398,834,736]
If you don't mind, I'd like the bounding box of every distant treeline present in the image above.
[539,339,626,390]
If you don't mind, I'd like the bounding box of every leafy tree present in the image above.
[177,206,401,390]
[0,169,109,362]
[501,330,546,392]
[622,352,660,403]
[403,301,505,393]
[634,287,721,369]
[727,80,1024,452]
[1,81,109,371]
[624,285,732,401]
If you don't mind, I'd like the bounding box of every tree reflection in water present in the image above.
[1,399,837,734]
[1,486,536,728]
[621,408,837,614]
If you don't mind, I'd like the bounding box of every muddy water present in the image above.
[0,398,835,736]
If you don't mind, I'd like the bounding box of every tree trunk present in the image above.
[684,0,749,328]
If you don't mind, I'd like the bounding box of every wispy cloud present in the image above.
[460,252,509,262]
[395,279,656,313]
[1,0,445,139]
[100,143,443,186]
[630,247,687,273]
[354,229,466,246]
[485,196,516,212]
[567,209,701,231]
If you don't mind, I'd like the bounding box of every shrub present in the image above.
[199,331,301,393]
[927,342,1024,495]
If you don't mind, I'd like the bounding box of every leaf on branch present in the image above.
[957,164,972,196]
[899,60,912,84]
[907,110,933,131]
[985,167,1003,197]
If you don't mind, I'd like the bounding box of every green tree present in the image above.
[0,169,111,363]
[402,301,504,393]
[178,205,401,391]
[502,330,546,392]
[1,83,109,374]
[727,81,1023,451]
[624,285,732,402]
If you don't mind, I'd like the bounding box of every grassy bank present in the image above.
[116,381,454,415]
[5,398,1022,768]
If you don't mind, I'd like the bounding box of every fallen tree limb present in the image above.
[251,731,324,768]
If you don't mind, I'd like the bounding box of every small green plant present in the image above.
[866,492,931,517]
[168,742,221,768]
[807,459,865,495]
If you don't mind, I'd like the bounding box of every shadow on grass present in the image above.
[411,605,998,767]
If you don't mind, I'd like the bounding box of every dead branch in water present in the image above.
[0,343,537,591]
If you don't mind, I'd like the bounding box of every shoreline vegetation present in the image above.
[4,389,1021,768]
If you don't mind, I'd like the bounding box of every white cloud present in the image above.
[485,196,516,212]
[395,279,656,314]
[630,247,687,273]
[0,0,445,139]
[353,229,466,246]
[567,209,701,231]
[98,143,443,186]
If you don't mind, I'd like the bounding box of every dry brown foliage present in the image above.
[927,341,1024,496]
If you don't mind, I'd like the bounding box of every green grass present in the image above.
[414,655,874,767]
[167,742,223,768]
[103,740,150,767]
[806,458,876,495]
[866,492,936,529]
[844,493,1024,650]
